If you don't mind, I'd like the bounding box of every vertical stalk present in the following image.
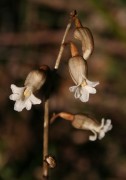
[54,10,77,70]
[42,10,77,179]
[43,99,49,178]
[54,22,71,69]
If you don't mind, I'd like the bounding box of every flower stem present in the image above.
[42,11,77,179]
[54,10,77,69]
[43,99,49,178]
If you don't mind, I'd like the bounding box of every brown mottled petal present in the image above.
[68,56,87,85]
[24,70,46,92]
[74,27,94,60]
[72,114,99,130]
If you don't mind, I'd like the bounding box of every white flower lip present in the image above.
[9,84,41,112]
[69,79,99,102]
[89,118,113,141]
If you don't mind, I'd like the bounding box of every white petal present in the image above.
[74,87,81,98]
[25,100,32,110]
[9,94,20,101]
[103,119,113,132]
[69,86,78,92]
[10,84,24,94]
[83,49,91,60]
[85,85,96,94]
[98,119,112,140]
[89,130,97,141]
[30,94,41,105]
[98,130,105,140]
[100,118,105,128]
[14,100,25,112]
[80,88,89,102]
[86,79,99,87]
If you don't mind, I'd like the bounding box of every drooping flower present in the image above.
[72,114,113,141]
[9,66,49,112]
[69,42,99,102]
[50,112,113,141]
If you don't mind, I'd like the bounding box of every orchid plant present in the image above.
[9,10,112,178]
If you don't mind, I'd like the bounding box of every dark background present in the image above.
[0,0,126,179]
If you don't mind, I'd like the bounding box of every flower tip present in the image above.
[9,95,13,100]
[14,107,22,112]
[10,84,15,89]
[103,119,113,132]
[98,130,105,140]
[37,99,42,104]
[83,49,91,60]
[97,82,100,86]
[98,118,113,140]
[75,17,83,28]
[89,135,97,141]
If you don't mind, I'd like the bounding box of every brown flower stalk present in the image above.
[42,10,77,178]
[54,10,77,69]
[43,99,49,178]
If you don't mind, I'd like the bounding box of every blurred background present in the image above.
[0,0,126,179]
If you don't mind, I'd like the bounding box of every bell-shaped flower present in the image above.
[71,114,113,141]
[69,43,99,102]
[9,66,49,112]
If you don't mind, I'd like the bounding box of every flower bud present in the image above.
[74,17,94,60]
[44,155,56,168]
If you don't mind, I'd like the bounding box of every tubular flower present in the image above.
[69,55,99,102]
[50,112,112,141]
[9,66,49,112]
[71,114,113,141]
